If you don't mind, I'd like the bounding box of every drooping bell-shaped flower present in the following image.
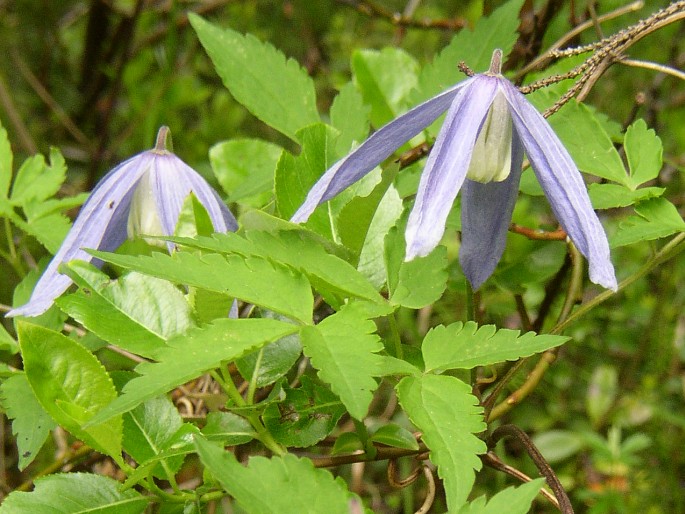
[7,127,238,317]
[292,49,617,291]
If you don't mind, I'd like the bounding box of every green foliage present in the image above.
[210,138,282,206]
[88,318,298,424]
[0,473,149,514]
[195,436,358,513]
[88,248,314,323]
[397,374,487,511]
[190,14,319,143]
[262,376,345,447]
[57,262,195,359]
[412,0,525,103]
[422,321,569,372]
[302,302,384,420]
[2,1,685,512]
[18,322,123,460]
[458,479,546,514]
[0,373,56,470]
[352,48,419,128]
[122,396,196,478]
[611,197,685,247]
[385,224,449,308]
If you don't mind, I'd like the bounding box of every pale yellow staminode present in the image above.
[466,90,512,183]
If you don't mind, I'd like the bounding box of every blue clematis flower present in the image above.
[292,49,617,291]
[8,127,238,317]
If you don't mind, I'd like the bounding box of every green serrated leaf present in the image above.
[332,432,363,454]
[458,478,545,514]
[302,302,384,420]
[0,120,12,199]
[88,248,313,323]
[202,412,256,445]
[0,473,149,514]
[422,321,569,371]
[412,0,525,104]
[611,197,685,248]
[352,48,418,128]
[397,375,486,511]
[57,262,194,359]
[18,322,123,460]
[624,119,663,189]
[262,376,345,447]
[87,318,298,425]
[369,424,419,451]
[10,148,66,206]
[0,373,56,470]
[190,14,319,143]
[123,396,196,477]
[171,230,386,309]
[588,183,664,210]
[210,138,282,206]
[329,82,370,155]
[195,436,357,513]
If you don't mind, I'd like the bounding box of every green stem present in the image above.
[246,348,265,406]
[387,312,403,360]
[211,369,285,456]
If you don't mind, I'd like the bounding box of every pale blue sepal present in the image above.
[405,77,499,260]
[459,130,525,290]
[500,82,618,290]
[291,79,474,222]
[6,155,152,317]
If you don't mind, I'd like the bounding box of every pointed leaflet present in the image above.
[87,318,298,425]
[458,479,545,514]
[0,373,56,470]
[0,473,149,514]
[588,183,664,210]
[18,322,123,460]
[123,396,196,478]
[611,197,685,247]
[422,321,569,372]
[397,375,486,511]
[10,148,66,206]
[88,249,313,323]
[57,261,195,359]
[170,229,386,308]
[195,436,358,513]
[190,14,319,143]
[412,0,525,104]
[624,119,663,189]
[301,302,384,419]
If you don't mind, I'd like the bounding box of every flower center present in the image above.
[466,90,513,184]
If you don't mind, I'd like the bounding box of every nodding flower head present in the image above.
[291,49,617,291]
[7,127,238,318]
